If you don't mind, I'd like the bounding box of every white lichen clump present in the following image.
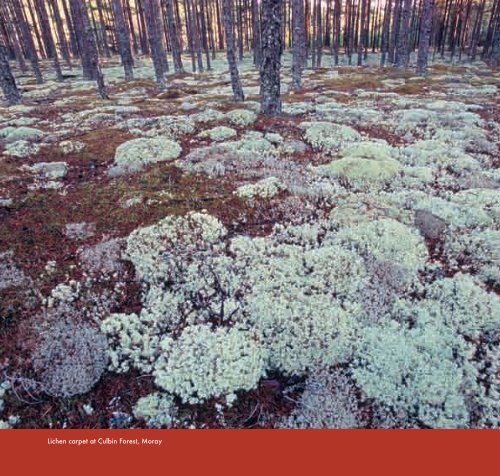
[109,136,182,175]
[235,177,285,199]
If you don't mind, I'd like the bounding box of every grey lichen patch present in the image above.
[198,126,237,142]
[300,121,362,154]
[108,136,182,176]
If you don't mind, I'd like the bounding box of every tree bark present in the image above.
[416,0,435,75]
[0,40,22,105]
[222,0,245,101]
[143,0,167,90]
[260,0,282,115]
[163,0,184,72]
[291,0,305,89]
[396,0,413,67]
[112,0,134,80]
[11,0,44,84]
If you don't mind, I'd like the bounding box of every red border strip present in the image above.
[1,429,498,474]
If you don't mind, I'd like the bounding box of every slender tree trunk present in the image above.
[35,0,63,81]
[470,0,486,61]
[70,0,109,99]
[48,0,72,68]
[396,0,412,67]
[390,0,402,63]
[260,0,282,115]
[0,40,22,105]
[416,0,435,75]
[164,0,184,72]
[333,0,341,65]
[112,0,134,80]
[143,0,167,90]
[252,0,262,66]
[199,0,212,69]
[0,2,27,72]
[11,0,43,83]
[381,0,392,66]
[291,0,305,89]
[222,0,244,100]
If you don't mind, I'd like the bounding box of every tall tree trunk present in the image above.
[260,0,282,115]
[381,0,392,66]
[252,0,262,66]
[0,2,27,72]
[0,40,22,105]
[199,0,212,69]
[390,0,402,63]
[469,0,486,61]
[164,0,184,72]
[396,0,412,67]
[416,0,435,75]
[11,0,43,83]
[222,0,244,100]
[70,0,109,99]
[112,0,134,80]
[96,0,111,57]
[48,0,72,67]
[333,0,341,65]
[124,0,139,54]
[143,0,167,90]
[35,0,63,81]
[291,0,305,89]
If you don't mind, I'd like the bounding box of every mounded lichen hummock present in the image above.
[109,136,182,175]
[153,325,267,404]
[198,126,237,142]
[330,218,428,273]
[300,121,362,154]
[235,176,285,200]
[226,109,257,126]
[0,126,44,142]
[315,156,402,190]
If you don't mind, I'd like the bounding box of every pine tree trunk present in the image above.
[164,0,184,72]
[143,0,167,90]
[11,0,44,84]
[124,0,139,54]
[416,0,434,75]
[333,0,341,65]
[380,0,392,66]
[70,0,109,99]
[222,0,245,101]
[199,0,212,69]
[0,2,27,72]
[390,0,402,63]
[35,0,64,81]
[291,0,304,89]
[252,0,262,66]
[112,0,134,80]
[396,0,412,67]
[0,40,22,105]
[260,0,282,115]
[316,0,322,66]
[48,0,72,68]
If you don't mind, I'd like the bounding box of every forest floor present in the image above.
[0,53,499,429]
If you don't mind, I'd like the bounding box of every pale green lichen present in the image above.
[315,156,402,190]
[109,136,182,175]
[235,177,285,200]
[353,320,474,428]
[198,126,237,142]
[154,325,267,404]
[133,393,178,428]
[226,109,257,126]
[300,121,362,154]
[330,218,428,273]
[0,126,44,142]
